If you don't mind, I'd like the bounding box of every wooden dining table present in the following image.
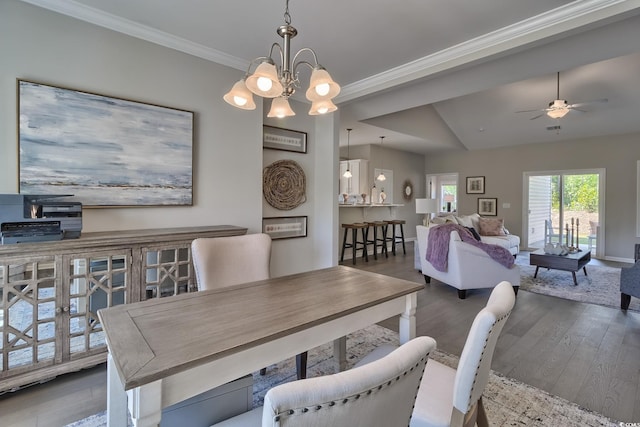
[98,265,423,426]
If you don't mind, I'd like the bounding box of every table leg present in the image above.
[572,271,578,286]
[534,266,540,278]
[583,266,588,276]
[107,353,128,427]
[129,381,163,427]
[399,293,417,344]
[333,336,347,371]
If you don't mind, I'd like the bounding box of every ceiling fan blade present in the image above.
[515,108,545,113]
[569,98,608,108]
[529,113,546,120]
[570,107,587,113]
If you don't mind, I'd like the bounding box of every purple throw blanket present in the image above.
[425,223,514,272]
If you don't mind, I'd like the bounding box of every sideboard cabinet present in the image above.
[0,225,247,392]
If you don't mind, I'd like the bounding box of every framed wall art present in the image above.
[466,176,485,194]
[263,216,308,239]
[18,80,194,207]
[263,125,307,153]
[478,198,498,216]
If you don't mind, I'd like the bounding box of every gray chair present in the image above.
[211,336,437,427]
[620,245,640,310]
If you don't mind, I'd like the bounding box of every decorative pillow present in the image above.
[456,215,474,228]
[430,216,446,225]
[456,213,481,229]
[478,218,506,236]
[465,226,482,241]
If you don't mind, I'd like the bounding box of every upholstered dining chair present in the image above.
[355,280,516,427]
[211,336,437,427]
[191,233,307,379]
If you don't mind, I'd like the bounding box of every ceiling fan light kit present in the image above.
[223,0,340,117]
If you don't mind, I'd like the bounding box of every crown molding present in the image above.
[337,0,640,103]
[20,0,249,71]
[20,0,640,104]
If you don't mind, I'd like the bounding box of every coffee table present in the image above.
[529,249,591,286]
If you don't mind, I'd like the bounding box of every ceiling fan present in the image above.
[516,72,608,120]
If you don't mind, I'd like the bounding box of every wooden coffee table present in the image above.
[529,249,591,286]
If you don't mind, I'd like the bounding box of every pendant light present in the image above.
[376,136,386,182]
[343,128,353,178]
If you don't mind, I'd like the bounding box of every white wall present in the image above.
[0,1,338,276]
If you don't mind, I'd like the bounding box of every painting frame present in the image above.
[262,216,308,240]
[18,79,194,207]
[263,125,307,153]
[466,176,485,194]
[478,198,498,216]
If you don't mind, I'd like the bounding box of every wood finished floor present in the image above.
[1,241,638,425]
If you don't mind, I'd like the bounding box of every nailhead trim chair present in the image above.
[211,336,437,427]
[355,281,516,427]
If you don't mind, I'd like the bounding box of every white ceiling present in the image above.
[23,0,640,154]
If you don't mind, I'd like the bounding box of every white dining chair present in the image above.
[191,233,307,378]
[211,335,437,427]
[355,280,516,427]
[192,233,272,291]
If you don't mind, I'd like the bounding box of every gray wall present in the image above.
[0,0,339,276]
[424,133,640,260]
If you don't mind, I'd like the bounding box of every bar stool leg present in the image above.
[371,225,378,260]
[391,223,397,256]
[340,228,348,262]
[399,223,406,254]
[362,227,369,262]
[351,227,357,265]
[382,224,389,258]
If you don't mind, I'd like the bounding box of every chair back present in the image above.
[452,281,515,414]
[261,336,437,427]
[191,233,271,291]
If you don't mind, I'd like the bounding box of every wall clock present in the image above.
[403,179,414,201]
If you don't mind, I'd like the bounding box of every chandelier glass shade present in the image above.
[223,0,340,117]
[343,128,353,178]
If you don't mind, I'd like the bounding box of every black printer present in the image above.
[0,194,82,244]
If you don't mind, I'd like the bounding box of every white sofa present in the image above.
[415,225,520,299]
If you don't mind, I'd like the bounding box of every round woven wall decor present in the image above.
[263,159,306,210]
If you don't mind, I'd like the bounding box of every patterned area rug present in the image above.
[66,325,617,427]
[516,252,640,312]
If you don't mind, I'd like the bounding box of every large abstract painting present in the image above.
[18,80,194,207]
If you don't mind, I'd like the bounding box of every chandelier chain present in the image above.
[284,0,291,25]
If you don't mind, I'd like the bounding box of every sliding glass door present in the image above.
[525,169,604,257]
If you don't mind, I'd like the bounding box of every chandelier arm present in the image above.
[291,60,315,78]
[292,47,320,69]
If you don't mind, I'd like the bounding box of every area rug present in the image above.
[516,253,640,312]
[66,325,617,427]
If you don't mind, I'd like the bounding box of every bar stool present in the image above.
[365,221,389,259]
[340,223,369,265]
[387,219,406,255]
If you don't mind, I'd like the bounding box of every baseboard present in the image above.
[603,255,634,264]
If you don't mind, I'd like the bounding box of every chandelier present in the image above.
[223,0,340,118]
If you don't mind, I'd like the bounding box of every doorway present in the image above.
[426,173,459,214]
[524,169,604,258]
